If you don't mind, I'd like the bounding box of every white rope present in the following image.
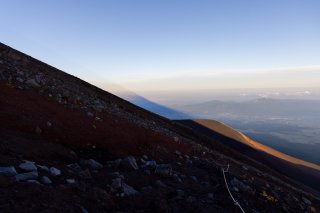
[222,164,245,213]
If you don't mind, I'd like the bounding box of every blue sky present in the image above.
[1,0,319,91]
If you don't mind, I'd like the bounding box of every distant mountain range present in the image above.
[178,98,320,117]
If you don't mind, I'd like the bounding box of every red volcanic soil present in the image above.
[0,82,192,160]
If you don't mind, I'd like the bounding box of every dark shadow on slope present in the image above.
[176,119,320,195]
[123,94,191,120]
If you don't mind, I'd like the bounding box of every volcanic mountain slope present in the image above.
[0,43,319,212]
[177,119,320,195]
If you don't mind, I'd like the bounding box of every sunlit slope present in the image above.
[194,119,320,171]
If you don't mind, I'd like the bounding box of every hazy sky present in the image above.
[1,0,319,92]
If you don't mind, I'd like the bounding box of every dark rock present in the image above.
[49,167,61,176]
[108,172,124,179]
[141,160,157,170]
[302,197,312,205]
[66,178,76,184]
[79,169,92,179]
[190,176,198,182]
[14,171,38,182]
[80,159,103,170]
[120,156,139,170]
[25,79,40,87]
[176,189,185,198]
[35,126,42,134]
[37,165,49,172]
[67,163,82,173]
[155,164,173,177]
[105,159,122,169]
[154,180,167,188]
[27,180,41,185]
[122,183,138,196]
[186,196,196,203]
[230,178,252,192]
[175,150,182,156]
[0,166,17,177]
[19,161,37,172]
[141,186,153,193]
[40,176,52,185]
[111,178,122,190]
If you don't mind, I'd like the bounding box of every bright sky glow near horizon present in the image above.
[1,0,320,92]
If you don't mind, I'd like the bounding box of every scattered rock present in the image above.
[27,180,41,185]
[35,126,42,134]
[79,169,92,179]
[190,176,198,182]
[87,112,94,117]
[175,150,182,156]
[14,171,38,182]
[242,165,249,171]
[37,165,49,172]
[67,163,82,173]
[40,176,52,185]
[302,196,312,205]
[66,178,76,184]
[111,178,122,190]
[154,180,167,188]
[0,166,17,177]
[108,172,124,179]
[230,178,252,192]
[16,77,24,83]
[49,167,61,176]
[120,156,139,170]
[155,164,173,177]
[46,121,52,127]
[176,189,185,198]
[122,183,138,196]
[19,161,37,172]
[141,160,157,170]
[186,196,196,203]
[141,186,153,193]
[80,159,103,170]
[25,79,40,87]
[105,159,122,169]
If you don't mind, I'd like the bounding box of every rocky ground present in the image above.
[1,42,320,212]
